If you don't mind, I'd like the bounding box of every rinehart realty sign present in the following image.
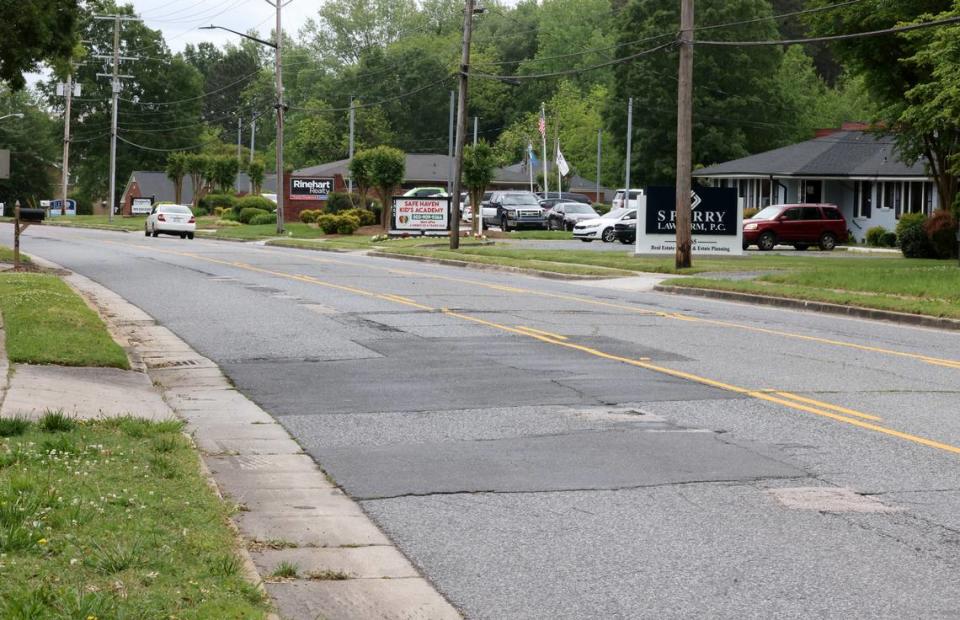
[636,186,742,256]
[290,177,334,201]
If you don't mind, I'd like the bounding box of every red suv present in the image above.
[743,204,848,251]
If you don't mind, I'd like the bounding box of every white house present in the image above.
[693,124,937,242]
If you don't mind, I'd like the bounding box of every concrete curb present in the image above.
[654,284,960,331]
[367,250,626,280]
[30,255,462,620]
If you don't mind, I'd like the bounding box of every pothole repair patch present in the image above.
[770,487,900,513]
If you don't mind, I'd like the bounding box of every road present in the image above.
[7,224,960,619]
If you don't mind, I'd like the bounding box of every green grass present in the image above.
[496,230,574,240]
[668,258,960,319]
[0,273,129,368]
[0,245,29,264]
[0,415,270,618]
[44,214,148,232]
[267,235,492,253]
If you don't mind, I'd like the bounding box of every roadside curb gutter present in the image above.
[29,255,462,620]
[654,284,960,331]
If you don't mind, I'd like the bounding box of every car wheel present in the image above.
[151,229,159,238]
[180,233,187,239]
[144,226,150,237]
[742,241,750,251]
[601,227,616,243]
[187,232,194,240]
[818,232,837,251]
[757,231,776,251]
[501,216,511,232]
[793,243,809,251]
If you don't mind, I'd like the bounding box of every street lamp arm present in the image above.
[0,113,25,122]
[199,25,277,49]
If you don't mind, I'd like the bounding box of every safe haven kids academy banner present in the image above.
[391,196,451,234]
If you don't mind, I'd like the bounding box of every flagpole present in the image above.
[528,143,534,192]
[556,137,561,199]
[541,103,548,197]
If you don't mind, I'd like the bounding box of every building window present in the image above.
[854,181,873,219]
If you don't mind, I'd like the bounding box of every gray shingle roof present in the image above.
[295,153,539,186]
[693,131,930,178]
[123,171,277,203]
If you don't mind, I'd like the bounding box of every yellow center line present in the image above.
[773,391,882,421]
[254,246,960,370]
[97,238,960,456]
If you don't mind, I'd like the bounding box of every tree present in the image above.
[207,156,239,194]
[607,0,790,185]
[183,42,261,137]
[462,141,497,235]
[165,152,188,204]
[349,149,375,208]
[305,0,419,64]
[286,101,342,168]
[806,0,956,211]
[185,154,209,207]
[0,0,80,90]
[248,159,265,195]
[0,88,58,206]
[359,146,405,229]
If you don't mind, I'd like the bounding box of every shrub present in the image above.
[215,219,241,227]
[881,231,898,248]
[743,207,759,220]
[344,208,376,227]
[233,194,276,216]
[238,207,269,224]
[336,215,361,235]
[593,203,611,215]
[899,224,936,258]
[218,209,238,221]
[924,210,958,259]
[316,214,339,234]
[865,226,887,247]
[325,192,354,213]
[895,212,926,241]
[249,212,276,226]
[299,209,321,224]
[199,193,236,213]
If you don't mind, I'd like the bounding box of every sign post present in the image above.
[391,196,452,236]
[636,186,741,256]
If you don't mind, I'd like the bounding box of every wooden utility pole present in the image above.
[13,201,21,270]
[449,0,475,250]
[675,0,694,269]
[60,73,74,217]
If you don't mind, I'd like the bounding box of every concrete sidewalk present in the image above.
[0,258,460,620]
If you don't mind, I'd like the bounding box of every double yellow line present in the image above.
[104,238,960,457]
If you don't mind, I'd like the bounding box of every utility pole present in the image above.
[94,15,139,221]
[675,0,694,269]
[596,128,601,203]
[447,90,455,194]
[625,97,633,205]
[541,102,548,198]
[236,117,242,161]
[273,0,285,234]
[249,113,257,193]
[449,0,474,250]
[60,73,75,217]
[348,96,355,195]
[473,116,478,146]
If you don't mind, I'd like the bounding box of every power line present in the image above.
[117,134,206,151]
[471,41,675,81]
[698,14,960,46]
[288,75,455,114]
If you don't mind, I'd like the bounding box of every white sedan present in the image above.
[572,208,636,242]
[145,204,196,239]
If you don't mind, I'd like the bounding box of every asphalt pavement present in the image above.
[6,224,960,619]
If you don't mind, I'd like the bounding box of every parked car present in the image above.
[461,191,493,221]
[487,191,546,231]
[537,192,592,211]
[145,204,196,239]
[743,203,848,251]
[403,187,447,197]
[611,188,644,210]
[546,202,599,231]
[573,207,636,242]
[613,220,636,245]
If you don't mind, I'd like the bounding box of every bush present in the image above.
[215,219,241,227]
[336,215,361,235]
[924,210,958,259]
[895,212,926,241]
[238,207,269,224]
[325,192,354,213]
[218,209,238,221]
[199,193,236,213]
[743,207,759,220]
[233,194,276,216]
[881,231,898,248]
[593,203,611,215]
[299,209,321,224]
[316,214,339,234]
[899,224,936,258]
[249,212,276,226]
[866,226,888,247]
[344,208,376,227]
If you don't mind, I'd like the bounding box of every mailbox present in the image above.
[18,208,46,222]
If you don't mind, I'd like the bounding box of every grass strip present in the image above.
[0,413,269,618]
[0,273,129,368]
[386,247,636,276]
[666,276,960,320]
[0,246,29,264]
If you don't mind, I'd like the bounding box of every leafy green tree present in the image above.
[286,100,342,168]
[462,141,497,234]
[348,149,375,208]
[184,42,261,137]
[247,158,265,195]
[358,145,405,228]
[165,152,188,204]
[806,0,956,211]
[0,88,58,205]
[607,0,789,186]
[207,156,239,193]
[185,154,209,208]
[305,0,420,64]
[0,0,80,89]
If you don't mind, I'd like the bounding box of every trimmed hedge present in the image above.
[248,212,276,226]
[199,193,236,213]
[866,226,888,247]
[299,209,321,223]
[344,208,376,227]
[233,195,276,216]
[316,214,360,235]
[238,207,269,224]
[325,192,354,213]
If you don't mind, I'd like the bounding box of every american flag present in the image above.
[538,111,546,137]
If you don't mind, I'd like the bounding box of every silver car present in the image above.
[145,204,196,239]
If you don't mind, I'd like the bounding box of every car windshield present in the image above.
[502,194,539,206]
[750,206,782,220]
[604,208,629,219]
[562,204,596,214]
[159,205,191,214]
